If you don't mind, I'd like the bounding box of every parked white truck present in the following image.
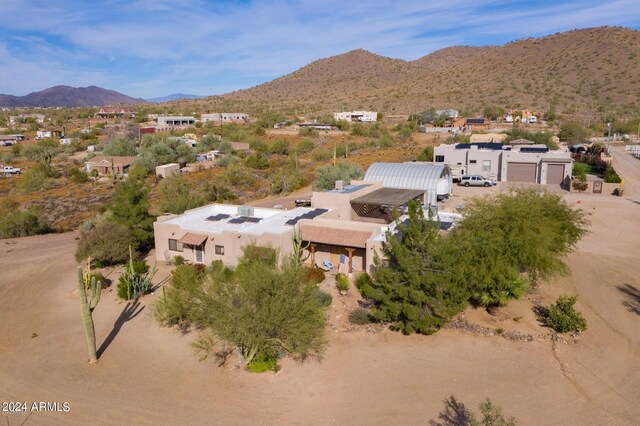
[1,165,21,175]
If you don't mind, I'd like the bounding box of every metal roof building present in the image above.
[363,162,452,205]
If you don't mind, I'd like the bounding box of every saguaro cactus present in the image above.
[79,261,102,364]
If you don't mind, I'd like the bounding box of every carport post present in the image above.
[346,248,355,273]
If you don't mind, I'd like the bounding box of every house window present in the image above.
[482,160,491,172]
[435,155,445,162]
[168,239,183,252]
[215,245,225,255]
[469,160,477,164]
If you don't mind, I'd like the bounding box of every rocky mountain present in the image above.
[206,26,640,116]
[0,85,145,107]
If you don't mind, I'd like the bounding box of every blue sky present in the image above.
[0,0,639,99]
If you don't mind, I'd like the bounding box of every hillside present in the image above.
[146,93,204,103]
[197,27,640,116]
[0,85,145,107]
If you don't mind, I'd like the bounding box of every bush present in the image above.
[335,273,349,292]
[416,146,434,162]
[604,164,622,183]
[75,222,137,265]
[349,308,372,325]
[152,264,206,326]
[312,162,364,191]
[248,353,279,373]
[311,288,332,307]
[173,255,185,265]
[354,272,373,290]
[303,267,326,284]
[68,167,89,183]
[0,203,51,239]
[16,162,58,193]
[544,295,587,333]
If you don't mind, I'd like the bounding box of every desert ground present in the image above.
[1,144,639,425]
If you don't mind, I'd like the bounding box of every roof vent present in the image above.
[335,180,344,190]
[237,206,254,217]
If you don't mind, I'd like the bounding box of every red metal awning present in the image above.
[178,232,208,246]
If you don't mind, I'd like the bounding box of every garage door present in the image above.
[546,164,565,185]
[507,163,537,183]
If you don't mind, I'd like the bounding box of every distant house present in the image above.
[0,134,25,145]
[333,111,377,122]
[95,107,136,119]
[59,138,73,145]
[435,109,459,119]
[85,156,136,176]
[140,127,157,135]
[206,150,224,161]
[9,114,45,125]
[35,130,52,140]
[156,163,181,178]
[464,118,490,131]
[298,123,335,131]
[434,142,572,186]
[201,113,249,123]
[157,116,196,126]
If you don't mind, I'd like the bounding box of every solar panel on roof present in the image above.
[206,214,230,221]
[285,217,302,226]
[306,208,328,218]
[228,216,262,224]
[520,147,549,153]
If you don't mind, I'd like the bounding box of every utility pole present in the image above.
[607,122,611,153]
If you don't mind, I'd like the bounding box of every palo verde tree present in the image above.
[312,162,364,191]
[359,201,469,334]
[446,189,587,310]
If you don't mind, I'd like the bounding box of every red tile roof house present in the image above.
[85,156,136,176]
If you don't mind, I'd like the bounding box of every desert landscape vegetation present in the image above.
[1,24,640,426]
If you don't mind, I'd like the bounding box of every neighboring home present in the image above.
[229,142,250,151]
[434,143,505,180]
[9,114,45,125]
[206,150,224,161]
[35,130,52,140]
[156,163,181,178]
[201,113,249,123]
[273,120,293,129]
[168,136,197,148]
[470,133,508,143]
[433,142,572,186]
[157,116,196,126]
[59,138,73,145]
[140,127,157,135]
[507,138,535,146]
[333,111,377,122]
[0,134,25,145]
[95,107,136,119]
[464,118,490,131]
[85,156,136,176]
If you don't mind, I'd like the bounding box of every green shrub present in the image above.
[173,255,185,265]
[312,162,364,191]
[545,295,587,333]
[417,146,434,162]
[603,164,622,183]
[349,308,372,325]
[16,162,58,193]
[354,272,373,290]
[248,353,279,373]
[0,203,51,238]
[297,139,315,153]
[572,162,589,177]
[303,267,326,284]
[335,273,350,292]
[311,288,332,307]
[75,222,137,265]
[69,167,89,183]
[299,127,319,137]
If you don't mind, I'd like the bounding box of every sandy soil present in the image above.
[1,154,639,425]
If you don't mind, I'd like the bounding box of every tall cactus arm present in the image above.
[79,266,98,364]
[89,276,102,311]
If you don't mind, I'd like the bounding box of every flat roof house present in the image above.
[157,116,196,126]
[201,113,249,123]
[95,108,136,119]
[333,111,377,122]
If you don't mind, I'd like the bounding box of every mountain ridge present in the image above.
[0,85,145,108]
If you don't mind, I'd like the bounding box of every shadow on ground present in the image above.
[617,283,640,316]
[429,396,473,426]
[97,300,145,358]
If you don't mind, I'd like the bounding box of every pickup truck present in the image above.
[1,166,21,175]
